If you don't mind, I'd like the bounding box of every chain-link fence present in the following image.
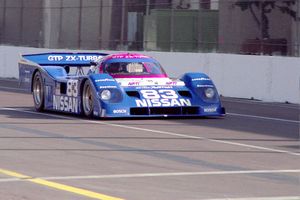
[0,0,299,56]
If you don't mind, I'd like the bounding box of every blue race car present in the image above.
[19,52,225,118]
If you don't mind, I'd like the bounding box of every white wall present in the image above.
[147,52,300,104]
[0,46,43,78]
[0,45,299,104]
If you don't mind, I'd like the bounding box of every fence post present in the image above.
[198,0,202,52]
[20,0,24,45]
[120,0,126,49]
[170,1,174,52]
[297,0,299,56]
[99,0,103,49]
[0,0,6,44]
[78,0,83,49]
[58,0,63,48]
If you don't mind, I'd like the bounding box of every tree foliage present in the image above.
[235,0,296,39]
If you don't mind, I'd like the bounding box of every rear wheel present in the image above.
[32,71,44,111]
[82,80,94,117]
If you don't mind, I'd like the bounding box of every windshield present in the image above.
[102,62,167,77]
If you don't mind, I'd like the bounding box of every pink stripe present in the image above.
[111,74,167,78]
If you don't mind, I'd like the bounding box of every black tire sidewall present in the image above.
[82,80,94,117]
[33,71,44,111]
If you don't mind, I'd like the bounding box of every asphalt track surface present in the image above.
[0,78,299,200]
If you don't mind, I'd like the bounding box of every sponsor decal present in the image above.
[136,86,173,89]
[128,82,140,86]
[113,109,127,114]
[136,98,191,107]
[47,55,103,62]
[53,80,79,113]
[111,55,148,59]
[196,84,214,88]
[192,77,211,81]
[116,78,185,87]
[99,86,117,89]
[95,79,114,82]
[53,95,78,113]
[48,55,64,61]
[166,81,177,85]
[135,89,191,107]
[203,107,217,112]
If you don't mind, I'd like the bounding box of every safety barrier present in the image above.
[0,45,299,103]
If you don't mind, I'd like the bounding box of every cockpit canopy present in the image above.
[104,62,165,74]
[100,55,167,78]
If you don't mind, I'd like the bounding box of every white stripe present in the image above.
[0,86,27,91]
[1,169,300,182]
[227,112,299,124]
[1,107,300,156]
[0,79,18,82]
[0,178,21,182]
[40,169,300,180]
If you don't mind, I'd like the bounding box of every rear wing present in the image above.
[21,52,108,66]
[19,52,109,92]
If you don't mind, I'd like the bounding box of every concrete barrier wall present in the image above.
[0,45,299,104]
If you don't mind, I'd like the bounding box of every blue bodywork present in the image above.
[19,52,225,118]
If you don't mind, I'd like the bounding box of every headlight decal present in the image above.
[195,87,218,103]
[98,88,122,103]
[204,88,215,99]
[100,90,111,100]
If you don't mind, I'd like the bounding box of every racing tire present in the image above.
[32,71,44,111]
[82,80,94,117]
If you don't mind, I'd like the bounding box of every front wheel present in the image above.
[82,80,94,117]
[32,71,44,111]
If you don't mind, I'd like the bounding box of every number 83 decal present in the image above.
[140,90,178,99]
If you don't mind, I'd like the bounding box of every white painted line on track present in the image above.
[203,196,300,200]
[227,112,299,124]
[0,177,20,182]
[1,107,300,157]
[0,78,18,82]
[0,169,299,183]
[37,169,300,180]
[0,86,27,91]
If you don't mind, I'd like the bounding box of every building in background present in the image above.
[0,0,44,47]
[0,0,299,56]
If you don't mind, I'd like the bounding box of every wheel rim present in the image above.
[83,84,93,114]
[33,76,42,105]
